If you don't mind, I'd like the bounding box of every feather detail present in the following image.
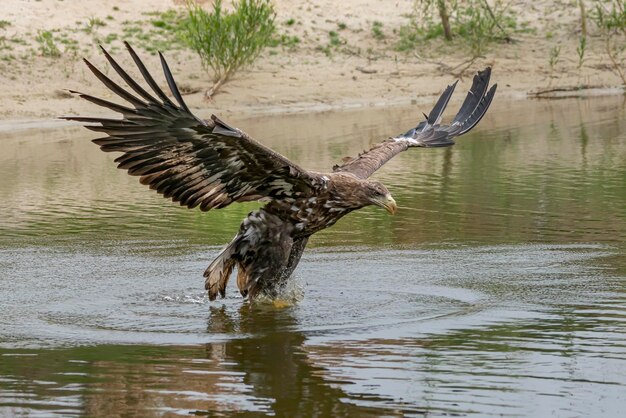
[62,44,321,211]
[333,67,497,179]
[204,241,236,301]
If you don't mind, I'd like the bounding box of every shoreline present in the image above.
[0,86,623,134]
[1,0,626,128]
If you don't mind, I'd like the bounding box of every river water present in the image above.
[0,96,625,417]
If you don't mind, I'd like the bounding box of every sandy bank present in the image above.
[0,0,624,124]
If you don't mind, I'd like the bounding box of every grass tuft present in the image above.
[180,0,276,97]
[372,21,384,40]
[397,0,518,57]
[35,30,61,57]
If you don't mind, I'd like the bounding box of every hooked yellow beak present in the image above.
[374,194,397,215]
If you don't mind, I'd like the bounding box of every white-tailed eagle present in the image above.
[64,43,497,301]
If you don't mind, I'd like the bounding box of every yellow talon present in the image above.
[272,299,292,308]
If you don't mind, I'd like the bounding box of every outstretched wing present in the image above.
[63,43,319,211]
[333,68,497,179]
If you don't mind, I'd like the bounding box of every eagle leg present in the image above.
[278,236,309,281]
[205,210,298,301]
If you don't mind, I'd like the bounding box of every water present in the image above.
[0,96,625,417]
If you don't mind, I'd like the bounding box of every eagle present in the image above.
[64,43,497,301]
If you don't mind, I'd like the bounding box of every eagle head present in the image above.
[364,181,397,215]
[329,173,397,214]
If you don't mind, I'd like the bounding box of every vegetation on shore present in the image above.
[181,0,276,98]
[398,0,626,90]
[1,0,625,97]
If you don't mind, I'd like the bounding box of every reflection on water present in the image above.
[0,244,625,417]
[0,96,625,416]
[1,96,625,246]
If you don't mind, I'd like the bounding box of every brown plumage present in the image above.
[64,43,497,301]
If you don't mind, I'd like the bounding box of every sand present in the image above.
[0,0,623,126]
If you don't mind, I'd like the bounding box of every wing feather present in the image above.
[334,68,497,179]
[124,42,178,109]
[158,51,192,113]
[63,44,320,210]
[82,58,148,109]
[100,45,160,105]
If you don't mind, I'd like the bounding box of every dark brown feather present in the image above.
[124,41,177,109]
[63,45,322,211]
[100,45,160,105]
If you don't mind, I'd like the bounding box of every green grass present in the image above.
[149,9,184,31]
[35,30,61,57]
[576,35,587,69]
[396,0,519,57]
[118,10,186,54]
[84,17,106,34]
[591,0,626,31]
[269,34,300,49]
[0,20,9,51]
[589,0,626,84]
[372,21,384,40]
[103,33,118,44]
[180,0,276,96]
[328,30,340,46]
[395,24,421,52]
[548,45,561,72]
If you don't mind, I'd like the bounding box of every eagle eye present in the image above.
[373,185,385,196]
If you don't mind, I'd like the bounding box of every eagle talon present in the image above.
[272,299,293,309]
